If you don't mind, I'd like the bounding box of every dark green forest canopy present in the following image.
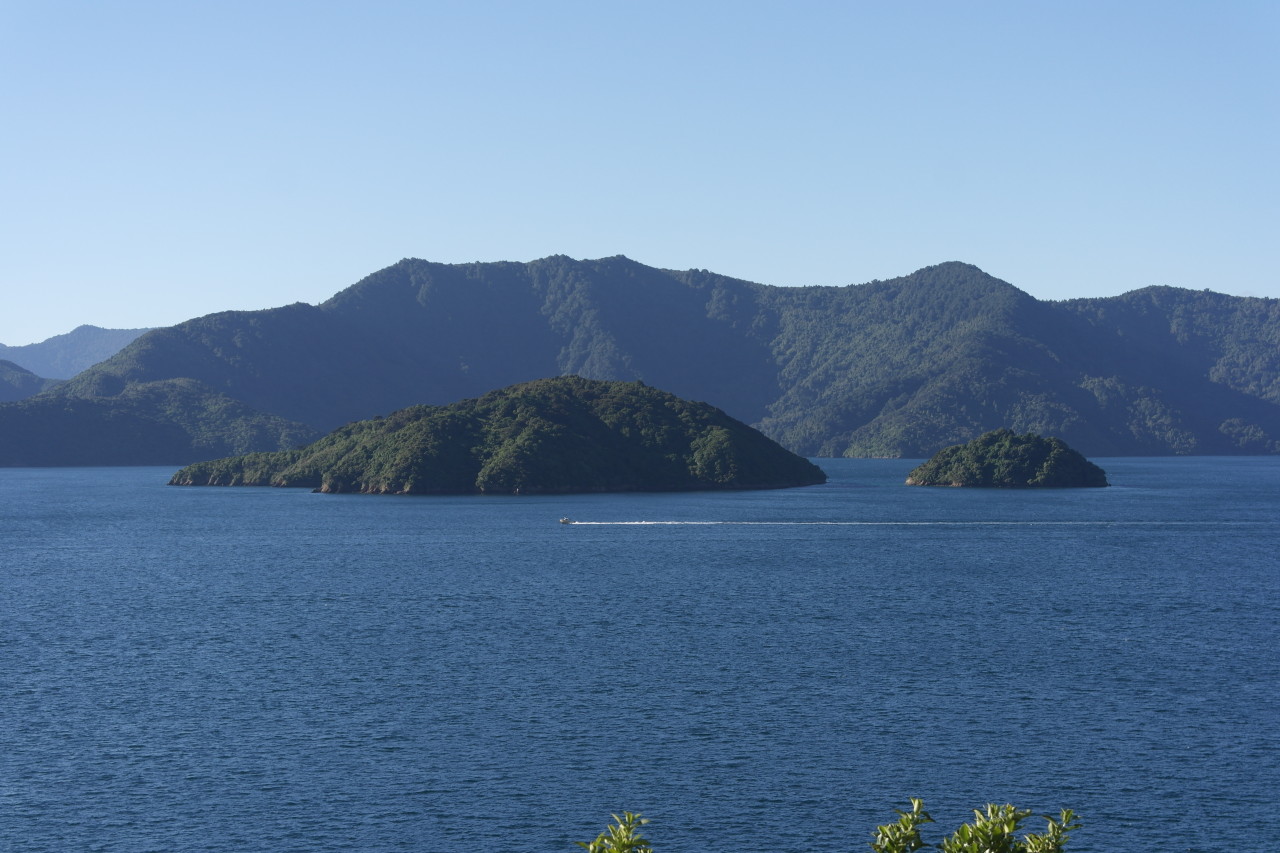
[905,429,1109,487]
[5,257,1280,466]
[169,376,828,495]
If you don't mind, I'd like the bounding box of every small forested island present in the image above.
[169,376,827,494]
[905,429,1109,488]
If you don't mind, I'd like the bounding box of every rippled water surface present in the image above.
[2,458,1277,852]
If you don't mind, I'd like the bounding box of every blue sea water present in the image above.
[0,458,1276,853]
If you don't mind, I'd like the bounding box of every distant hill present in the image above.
[0,325,151,379]
[2,257,1279,467]
[0,360,60,403]
[169,376,827,494]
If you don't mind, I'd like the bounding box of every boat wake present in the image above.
[562,520,1265,527]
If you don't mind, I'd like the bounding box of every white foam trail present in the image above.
[565,520,1264,527]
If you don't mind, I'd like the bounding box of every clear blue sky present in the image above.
[1,0,1276,344]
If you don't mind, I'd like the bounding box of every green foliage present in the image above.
[571,802,1078,853]
[906,429,1108,488]
[577,812,652,853]
[933,804,1080,853]
[170,376,827,494]
[869,798,934,853]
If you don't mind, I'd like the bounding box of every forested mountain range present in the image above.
[1,256,1277,466]
[0,325,151,379]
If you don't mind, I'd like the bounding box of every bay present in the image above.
[1,458,1277,852]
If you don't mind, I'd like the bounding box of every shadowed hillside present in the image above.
[0,360,60,403]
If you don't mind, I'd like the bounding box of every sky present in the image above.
[1,0,1276,345]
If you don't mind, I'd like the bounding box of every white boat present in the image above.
[559,517,575,524]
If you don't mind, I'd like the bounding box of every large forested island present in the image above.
[905,429,1109,487]
[169,376,827,494]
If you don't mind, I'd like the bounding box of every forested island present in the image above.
[169,376,827,494]
[905,429,1109,487]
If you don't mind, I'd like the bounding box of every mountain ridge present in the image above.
[2,257,1277,466]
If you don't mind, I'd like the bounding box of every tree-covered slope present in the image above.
[169,376,827,494]
[3,256,1279,466]
[905,429,1109,487]
[755,262,1052,455]
[1038,287,1280,454]
[756,266,1280,456]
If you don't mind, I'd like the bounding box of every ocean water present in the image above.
[0,458,1276,853]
